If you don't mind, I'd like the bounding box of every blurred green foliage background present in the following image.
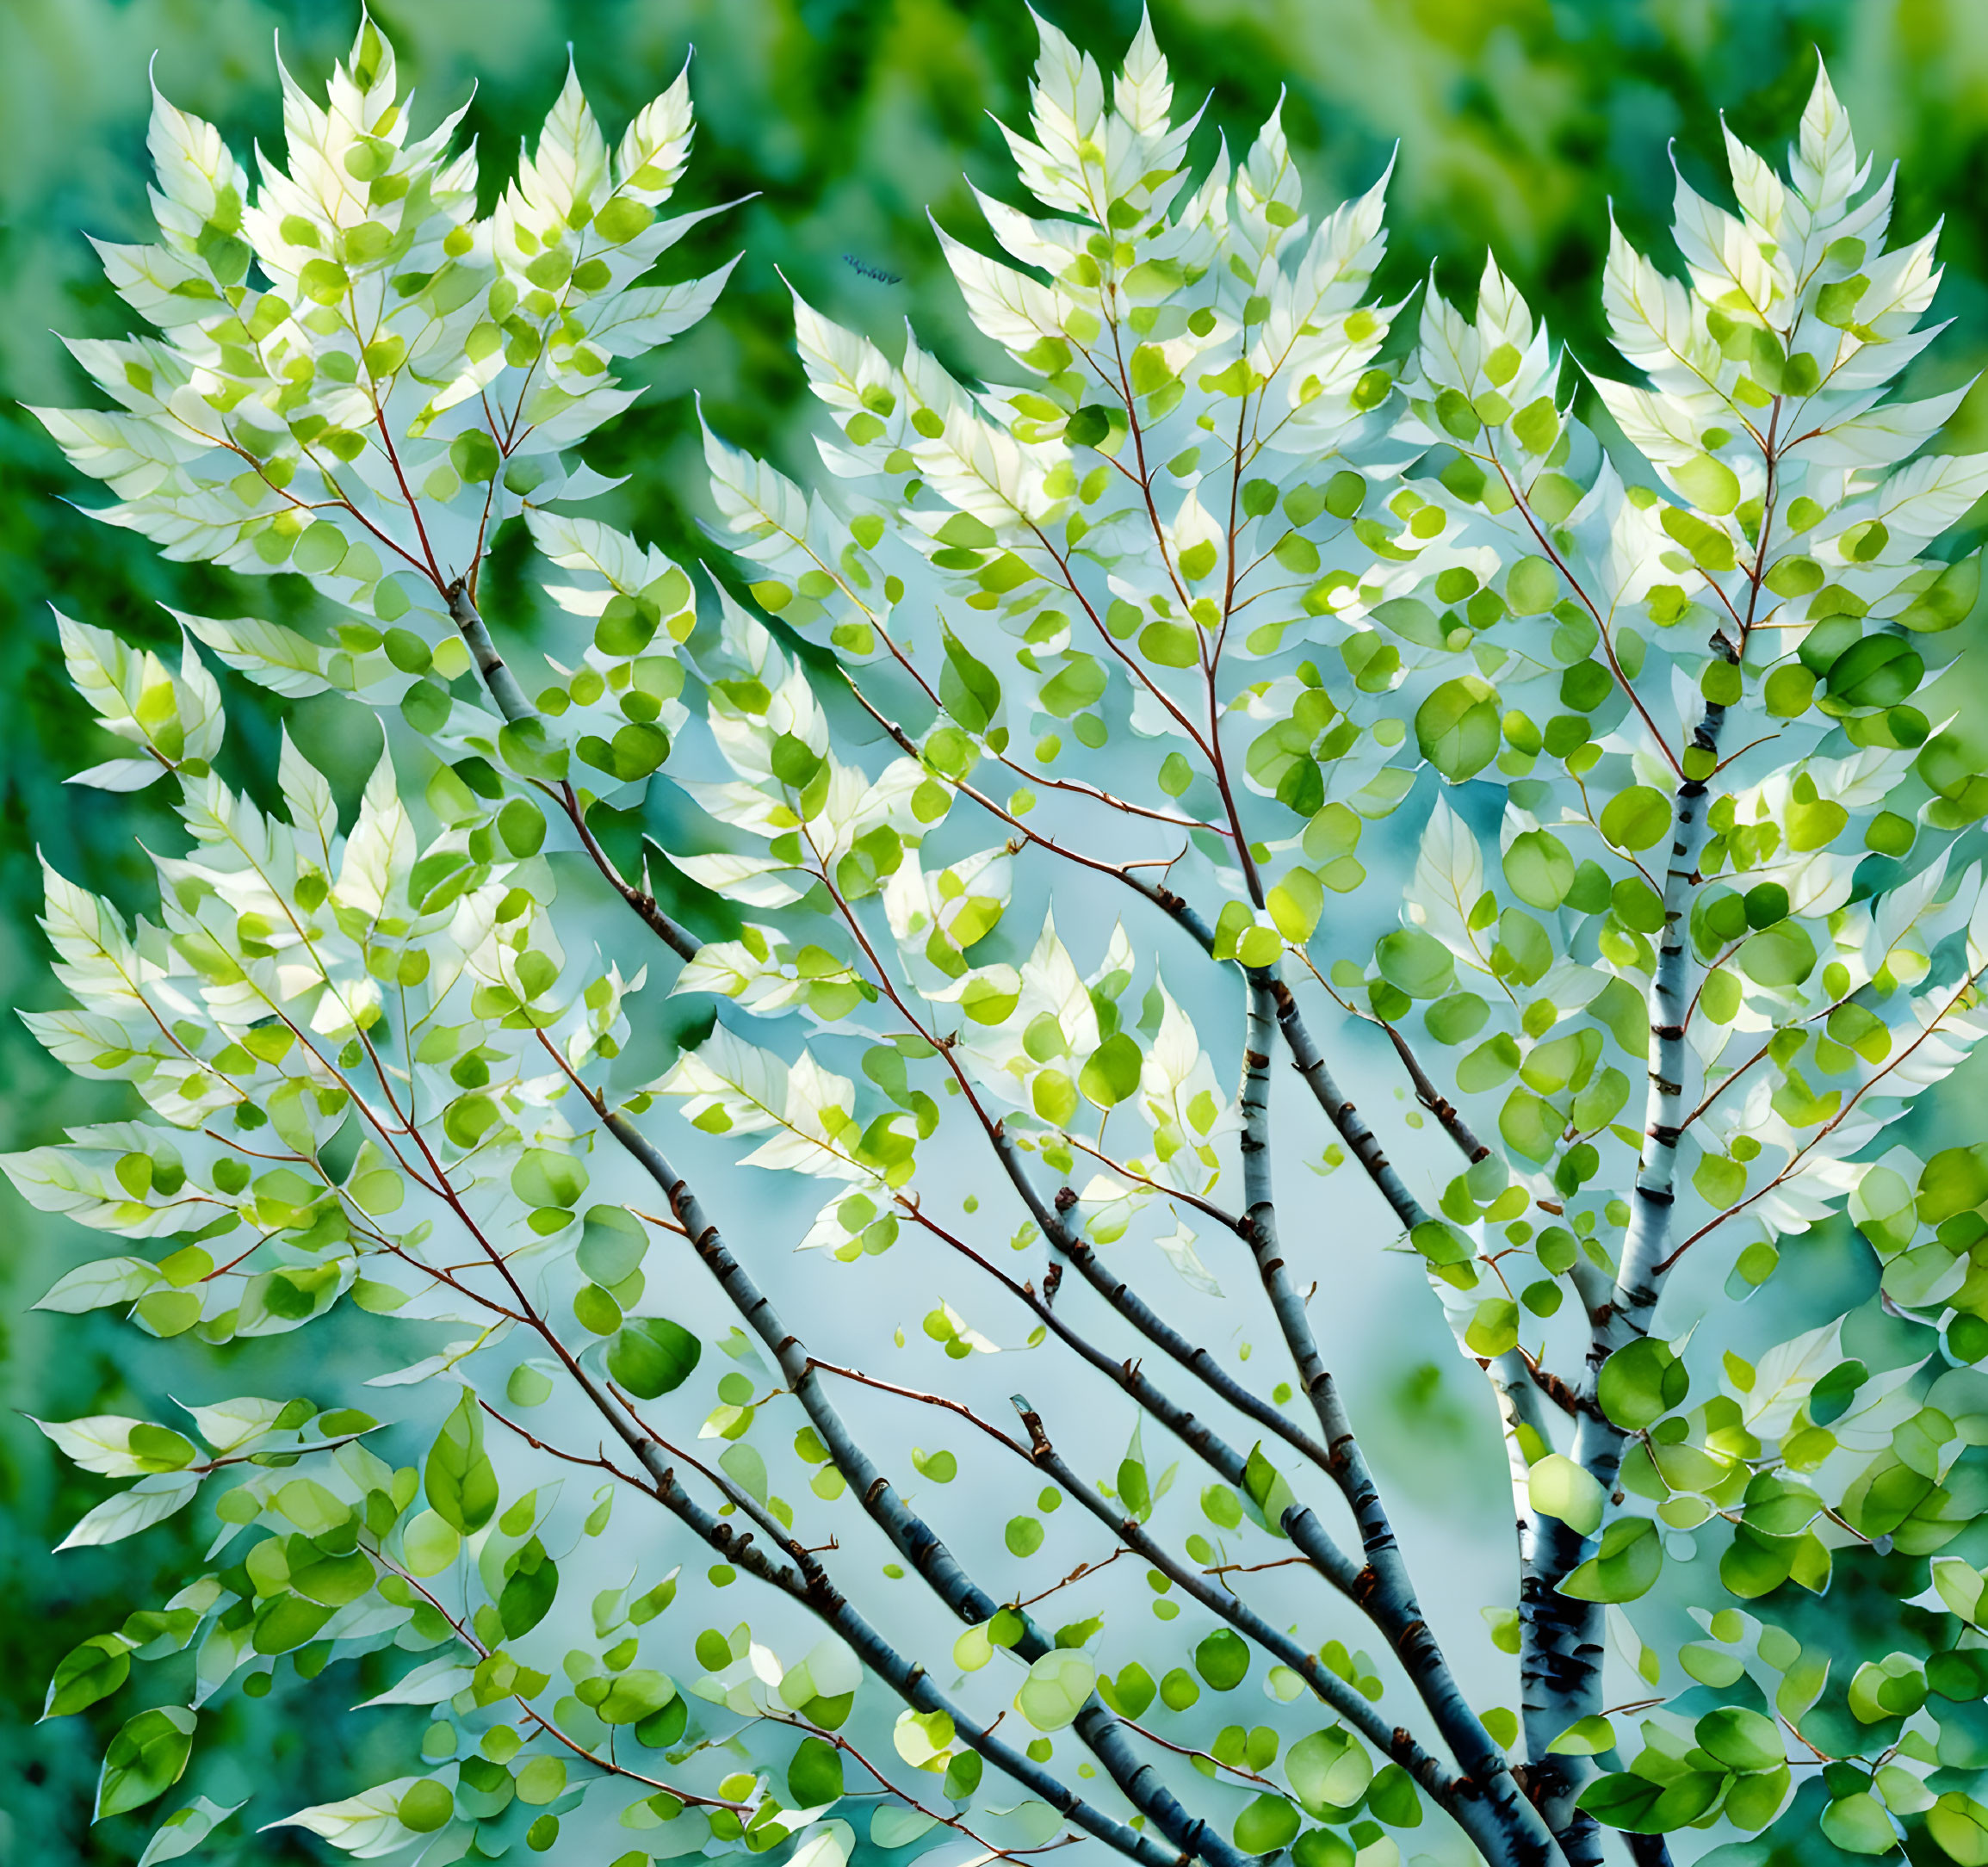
[6,0,1988,1858]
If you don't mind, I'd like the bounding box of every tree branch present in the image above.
[445,579,701,961]
[573,1085,1258,1867]
[1011,1394,1471,1808]
[1236,979,1565,1867]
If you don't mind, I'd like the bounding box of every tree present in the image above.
[20,9,1988,1863]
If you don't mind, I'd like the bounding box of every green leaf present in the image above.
[1096,1662,1156,1720]
[1738,920,1816,987]
[1820,1790,1898,1854]
[1929,1792,1988,1866]
[1694,1707,1783,1774]
[1528,1454,1604,1536]
[97,1705,195,1819]
[788,1735,845,1808]
[499,1542,559,1637]
[719,1442,767,1504]
[1465,1297,1520,1357]
[1506,556,1559,615]
[1826,634,1923,708]
[578,1205,647,1286]
[1286,1728,1372,1814]
[1415,677,1502,781]
[1426,994,1489,1044]
[940,628,1000,733]
[399,1780,455,1833]
[1079,1034,1143,1108]
[1560,1516,1663,1601]
[1139,620,1199,667]
[1375,928,1455,999]
[1599,785,1670,851]
[598,1669,675,1725]
[511,1147,587,1211]
[1597,1338,1688,1428]
[1268,868,1324,943]
[424,1388,499,1535]
[1016,1650,1094,1730]
[1673,453,1742,515]
[607,1317,702,1399]
[1038,652,1106,717]
[1194,1629,1249,1691]
[44,1634,132,1719]
[1233,1796,1301,1853]
[497,718,568,782]
[1503,830,1576,909]
[1546,1716,1616,1757]
[1576,1771,1663,1833]
[1498,1086,1561,1164]
[1241,1445,1297,1538]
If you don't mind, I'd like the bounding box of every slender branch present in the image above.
[760,1709,1062,1864]
[366,1542,745,1810]
[1235,979,1569,1867]
[1271,980,1428,1233]
[808,1357,1030,1459]
[1009,1395,1471,1809]
[1383,1020,1491,1163]
[554,1053,1256,1867]
[1533,396,1786,1863]
[1014,1548,1135,1608]
[987,1123,1348,1486]
[444,578,701,961]
[895,1200,1369,1599]
[1483,442,1684,782]
[631,1426,1200,1867]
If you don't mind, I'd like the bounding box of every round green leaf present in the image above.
[1286,1727,1372,1815]
[1234,1796,1301,1853]
[1016,1650,1095,1730]
[1599,785,1671,851]
[578,1205,647,1287]
[1598,1338,1688,1429]
[400,1779,455,1833]
[1737,920,1817,987]
[608,1317,702,1399]
[1415,677,1502,781]
[1507,556,1559,615]
[1375,928,1455,999]
[498,797,547,857]
[788,1734,845,1808]
[1694,1707,1783,1774]
[598,1669,675,1725]
[1079,1034,1143,1108]
[1820,1791,1897,1855]
[1503,830,1575,909]
[1498,1086,1560,1164]
[1528,1454,1604,1536]
[1929,1792,1988,1866]
[511,1147,587,1211]
[1268,868,1325,943]
[1425,993,1489,1044]
[1673,453,1742,515]
[1194,1629,1249,1691]
[1559,1517,1663,1602]
[517,1757,567,1806]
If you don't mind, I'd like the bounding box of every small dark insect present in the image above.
[844,254,903,285]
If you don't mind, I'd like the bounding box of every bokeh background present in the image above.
[8,0,1988,1860]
